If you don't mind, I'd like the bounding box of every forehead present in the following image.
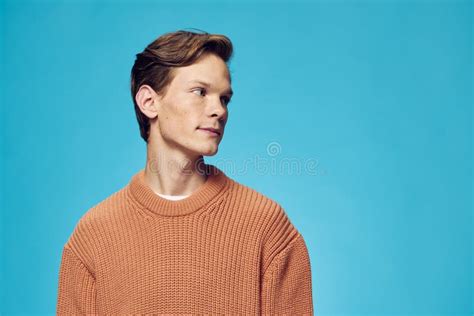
[172,54,231,88]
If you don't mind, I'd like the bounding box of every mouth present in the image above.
[198,127,222,137]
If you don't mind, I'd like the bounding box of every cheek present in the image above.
[158,97,200,137]
[159,112,196,139]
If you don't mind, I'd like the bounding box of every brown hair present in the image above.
[130,29,234,143]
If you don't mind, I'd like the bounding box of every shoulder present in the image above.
[64,186,129,256]
[226,177,301,243]
[74,186,127,227]
[226,178,302,272]
[79,186,130,223]
[226,177,284,217]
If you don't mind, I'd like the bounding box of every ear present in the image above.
[135,85,161,119]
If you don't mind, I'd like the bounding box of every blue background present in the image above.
[1,0,472,315]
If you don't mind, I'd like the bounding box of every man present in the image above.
[56,29,314,315]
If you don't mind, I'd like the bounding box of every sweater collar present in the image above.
[127,163,230,217]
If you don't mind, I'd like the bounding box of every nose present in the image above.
[209,96,228,122]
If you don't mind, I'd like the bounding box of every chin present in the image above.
[201,148,218,156]
[183,144,218,158]
[196,144,219,156]
[203,151,218,157]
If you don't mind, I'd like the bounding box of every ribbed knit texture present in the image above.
[56,164,314,315]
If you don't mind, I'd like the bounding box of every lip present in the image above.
[198,127,221,137]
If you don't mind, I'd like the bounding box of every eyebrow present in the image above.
[188,80,233,97]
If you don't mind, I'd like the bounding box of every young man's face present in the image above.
[150,53,232,159]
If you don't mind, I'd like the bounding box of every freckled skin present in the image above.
[135,52,233,194]
[135,52,232,179]
[153,53,230,158]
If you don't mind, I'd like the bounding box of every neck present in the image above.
[144,142,208,196]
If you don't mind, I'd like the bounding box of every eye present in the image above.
[221,96,231,106]
[192,87,206,97]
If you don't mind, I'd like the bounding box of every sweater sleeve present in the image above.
[56,245,97,315]
[261,233,314,315]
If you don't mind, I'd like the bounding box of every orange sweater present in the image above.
[56,164,314,315]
